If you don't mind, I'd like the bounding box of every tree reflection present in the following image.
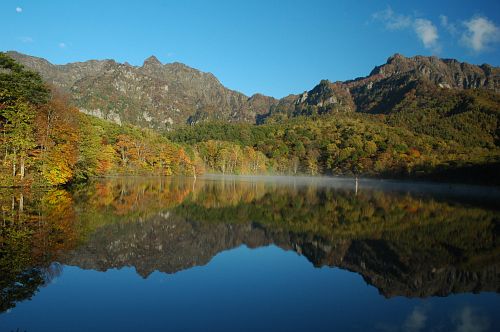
[0,189,75,312]
[1,177,499,312]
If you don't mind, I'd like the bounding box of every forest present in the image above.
[1,52,499,187]
[168,115,500,183]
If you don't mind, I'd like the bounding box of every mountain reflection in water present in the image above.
[0,175,499,330]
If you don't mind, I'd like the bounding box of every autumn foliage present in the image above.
[0,53,197,187]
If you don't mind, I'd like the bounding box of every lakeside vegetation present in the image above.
[168,115,500,182]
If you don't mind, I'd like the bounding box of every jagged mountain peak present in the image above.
[6,50,499,128]
[6,51,276,128]
[266,53,499,120]
[143,55,162,67]
[369,53,499,91]
[386,52,406,63]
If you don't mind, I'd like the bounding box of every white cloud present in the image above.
[59,42,67,48]
[19,36,33,43]
[372,7,412,30]
[372,7,440,52]
[15,7,22,13]
[440,15,458,35]
[414,19,439,49]
[461,16,500,52]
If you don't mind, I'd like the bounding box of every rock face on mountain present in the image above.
[6,51,499,127]
[6,51,276,129]
[369,53,499,90]
[268,53,500,118]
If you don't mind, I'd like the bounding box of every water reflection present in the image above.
[0,176,499,314]
[375,304,493,332]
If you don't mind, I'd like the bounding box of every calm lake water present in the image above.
[1,175,499,332]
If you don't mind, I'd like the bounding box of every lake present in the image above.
[1,175,499,332]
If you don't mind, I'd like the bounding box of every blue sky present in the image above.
[1,0,499,98]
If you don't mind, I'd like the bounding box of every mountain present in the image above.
[6,51,500,138]
[6,51,277,129]
[268,53,499,117]
[369,53,499,90]
[264,54,500,151]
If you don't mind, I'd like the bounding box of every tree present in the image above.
[0,52,49,105]
[306,149,320,175]
[1,98,36,181]
[35,92,80,185]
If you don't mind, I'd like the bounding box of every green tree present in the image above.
[1,98,36,181]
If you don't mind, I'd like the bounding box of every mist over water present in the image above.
[203,174,500,208]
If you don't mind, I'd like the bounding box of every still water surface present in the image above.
[0,175,499,331]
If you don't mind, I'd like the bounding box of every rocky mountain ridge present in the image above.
[368,53,499,90]
[6,51,276,128]
[271,53,500,118]
[6,51,499,128]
